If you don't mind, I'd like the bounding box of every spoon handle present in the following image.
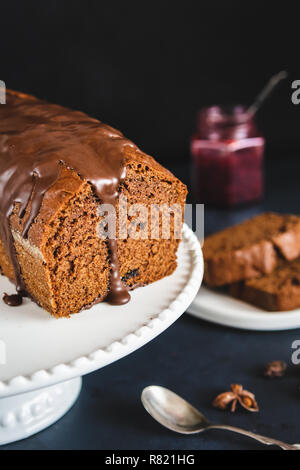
[246,70,288,117]
[208,424,298,450]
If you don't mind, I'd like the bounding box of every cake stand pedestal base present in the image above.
[0,377,82,445]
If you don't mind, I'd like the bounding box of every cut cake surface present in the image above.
[230,257,300,311]
[203,213,300,287]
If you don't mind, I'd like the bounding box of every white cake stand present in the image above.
[0,224,203,445]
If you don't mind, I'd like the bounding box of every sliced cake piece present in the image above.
[230,258,300,311]
[203,213,300,287]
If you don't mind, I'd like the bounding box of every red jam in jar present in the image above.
[191,106,265,206]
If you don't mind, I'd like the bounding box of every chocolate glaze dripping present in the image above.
[0,90,135,306]
[106,239,130,305]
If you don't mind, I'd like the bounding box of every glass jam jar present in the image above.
[191,106,265,206]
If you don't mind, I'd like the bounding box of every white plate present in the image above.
[188,286,300,331]
[0,224,203,397]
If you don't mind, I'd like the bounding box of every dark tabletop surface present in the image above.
[3,155,300,451]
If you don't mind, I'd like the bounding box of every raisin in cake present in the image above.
[0,90,187,316]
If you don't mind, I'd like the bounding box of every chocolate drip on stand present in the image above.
[3,292,23,306]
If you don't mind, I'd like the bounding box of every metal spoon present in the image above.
[141,385,300,450]
[246,70,288,118]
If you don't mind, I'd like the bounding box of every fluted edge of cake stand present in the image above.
[0,224,203,398]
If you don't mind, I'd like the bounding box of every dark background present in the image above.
[2,1,300,451]
[1,0,299,166]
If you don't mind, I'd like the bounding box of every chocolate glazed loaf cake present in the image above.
[0,90,187,316]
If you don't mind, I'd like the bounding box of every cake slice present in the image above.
[230,258,300,311]
[0,90,187,316]
[203,213,300,287]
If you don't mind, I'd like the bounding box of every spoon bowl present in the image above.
[141,385,210,434]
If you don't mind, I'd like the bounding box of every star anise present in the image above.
[212,384,259,413]
[264,360,287,378]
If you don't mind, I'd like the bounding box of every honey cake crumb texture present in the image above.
[203,212,300,287]
[230,258,300,311]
